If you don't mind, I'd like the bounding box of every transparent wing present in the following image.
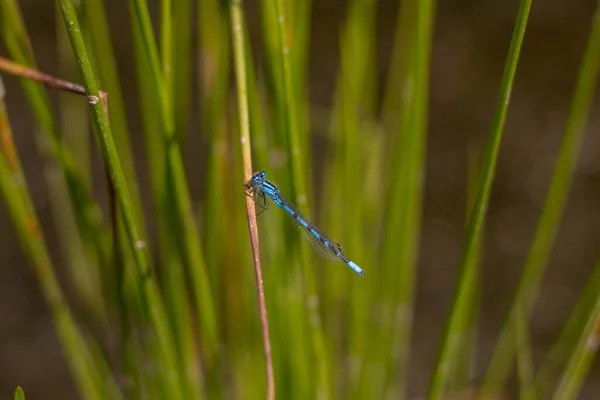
[293,224,343,262]
[278,195,344,263]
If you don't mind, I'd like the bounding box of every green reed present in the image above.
[2,0,600,399]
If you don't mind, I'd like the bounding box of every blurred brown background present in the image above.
[2,0,600,398]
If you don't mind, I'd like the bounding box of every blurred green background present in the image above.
[1,0,600,399]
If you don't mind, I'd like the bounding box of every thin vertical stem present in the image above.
[56,1,184,398]
[484,0,600,390]
[428,0,532,397]
[230,1,275,399]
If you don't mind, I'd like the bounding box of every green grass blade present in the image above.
[1,0,112,308]
[161,203,205,400]
[0,0,36,66]
[160,0,173,120]
[271,0,334,397]
[198,0,230,297]
[80,0,147,246]
[55,2,185,399]
[374,1,420,397]
[551,261,600,400]
[535,262,600,396]
[197,6,241,399]
[56,3,91,182]
[171,0,192,143]
[286,0,311,166]
[385,0,435,396]
[427,0,532,398]
[129,18,199,399]
[258,0,285,145]
[515,306,535,400]
[272,0,309,203]
[77,2,147,380]
[0,77,121,400]
[197,11,242,396]
[127,0,219,366]
[158,1,203,398]
[257,3,312,398]
[128,0,171,128]
[13,387,25,400]
[356,0,434,398]
[52,0,105,324]
[324,0,378,397]
[449,146,484,393]
[81,0,138,194]
[483,0,600,390]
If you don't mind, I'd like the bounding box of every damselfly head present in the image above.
[251,171,267,184]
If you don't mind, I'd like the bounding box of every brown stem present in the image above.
[229,0,275,397]
[245,187,275,398]
[0,56,107,103]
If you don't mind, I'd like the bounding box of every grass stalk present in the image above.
[127,0,219,368]
[483,0,600,390]
[257,2,312,398]
[197,10,246,397]
[325,0,378,397]
[361,0,434,398]
[0,0,113,299]
[81,0,149,305]
[0,75,121,400]
[198,0,230,302]
[171,0,193,143]
[155,1,203,398]
[274,0,334,397]
[550,261,600,400]
[230,1,275,399]
[427,0,532,398]
[81,0,138,192]
[449,146,484,392]
[13,387,25,400]
[2,1,597,399]
[535,261,600,396]
[515,306,535,400]
[53,0,104,321]
[55,2,185,399]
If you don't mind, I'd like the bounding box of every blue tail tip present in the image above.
[349,261,365,277]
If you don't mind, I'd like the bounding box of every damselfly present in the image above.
[245,171,364,276]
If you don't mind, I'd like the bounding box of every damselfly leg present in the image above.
[244,184,270,217]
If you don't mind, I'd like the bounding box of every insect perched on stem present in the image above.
[245,171,364,276]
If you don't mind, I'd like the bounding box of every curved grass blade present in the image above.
[127,0,219,369]
[156,1,203,398]
[1,0,112,314]
[55,2,185,399]
[427,0,533,398]
[535,262,600,396]
[551,261,600,400]
[357,0,435,398]
[515,306,535,400]
[271,0,333,396]
[0,76,122,400]
[483,0,600,391]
